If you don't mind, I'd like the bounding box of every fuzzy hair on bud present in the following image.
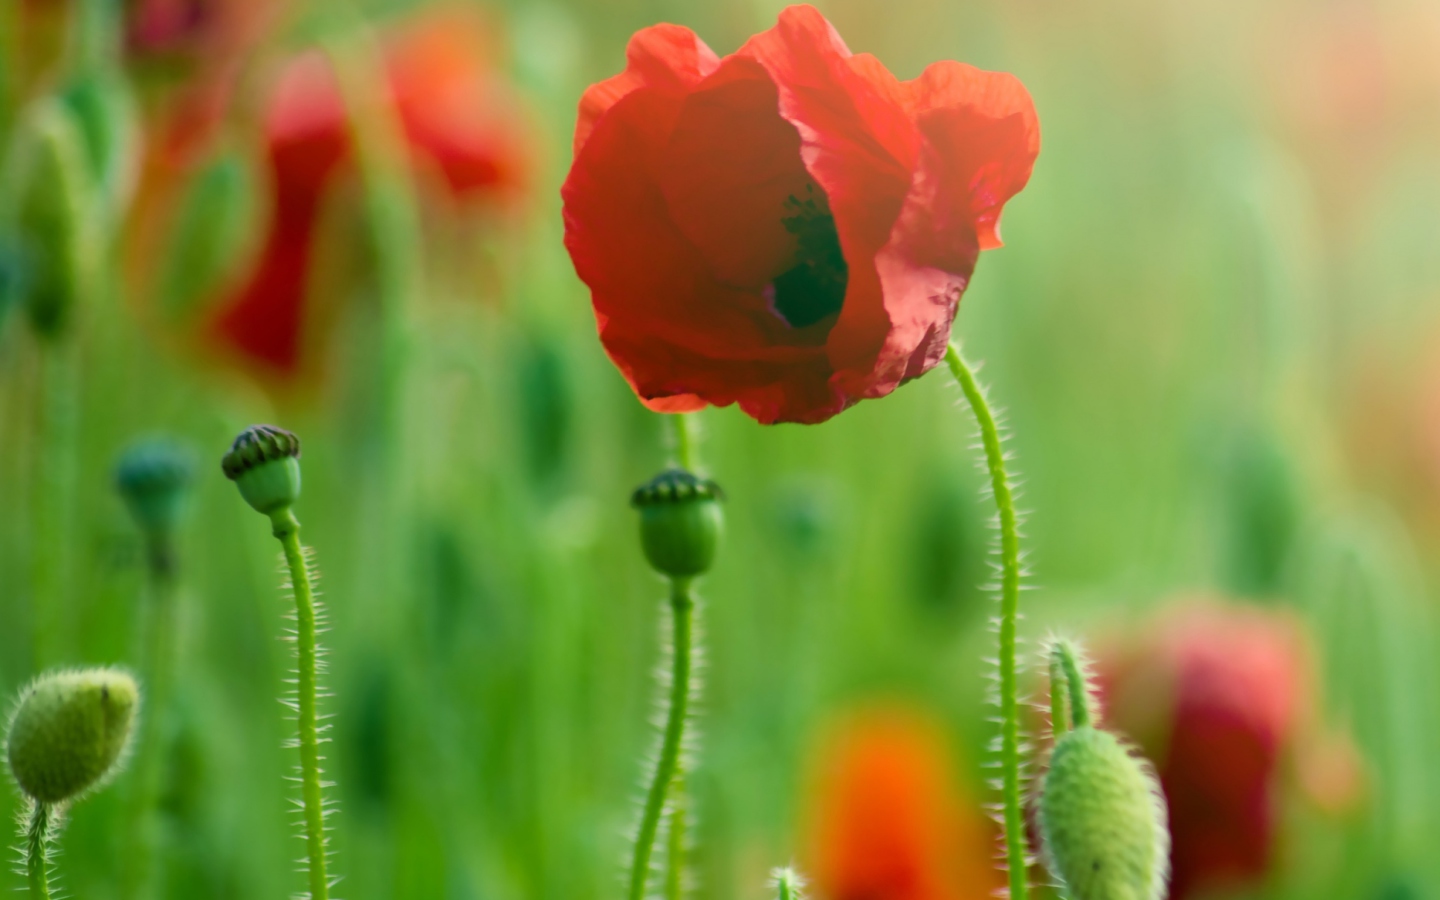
[1037,640,1168,900]
[6,668,140,805]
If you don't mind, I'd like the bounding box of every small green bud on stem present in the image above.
[631,469,724,578]
[222,425,334,900]
[116,437,194,575]
[1038,641,1168,900]
[221,424,302,517]
[6,668,138,805]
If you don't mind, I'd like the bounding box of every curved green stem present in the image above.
[25,802,52,900]
[270,509,330,900]
[945,342,1028,900]
[628,578,694,900]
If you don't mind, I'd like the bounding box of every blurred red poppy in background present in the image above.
[802,703,999,900]
[1097,599,1362,899]
[207,8,531,381]
[562,4,1038,424]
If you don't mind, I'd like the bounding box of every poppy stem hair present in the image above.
[272,509,332,900]
[628,576,695,900]
[221,426,334,900]
[24,802,53,900]
[945,342,1030,900]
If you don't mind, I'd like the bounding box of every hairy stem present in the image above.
[665,779,687,900]
[628,579,694,900]
[271,509,329,900]
[945,342,1029,900]
[25,802,52,900]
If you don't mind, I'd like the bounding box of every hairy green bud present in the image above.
[221,425,302,516]
[1038,640,1168,900]
[115,437,195,537]
[6,668,139,804]
[631,469,724,578]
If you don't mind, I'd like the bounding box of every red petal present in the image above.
[573,23,719,157]
[738,5,918,400]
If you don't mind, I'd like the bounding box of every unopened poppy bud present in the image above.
[1038,643,1168,900]
[115,437,195,537]
[9,99,94,340]
[5,668,139,805]
[221,425,302,516]
[631,468,724,578]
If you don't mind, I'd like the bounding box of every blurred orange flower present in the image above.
[206,8,531,381]
[802,703,999,900]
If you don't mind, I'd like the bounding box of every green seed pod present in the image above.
[115,437,195,537]
[1039,727,1168,900]
[221,425,302,516]
[6,99,95,340]
[631,469,724,578]
[6,668,140,804]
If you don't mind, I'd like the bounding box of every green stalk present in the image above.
[628,578,694,900]
[25,802,52,900]
[671,413,698,472]
[123,533,180,900]
[945,342,1029,900]
[665,780,687,900]
[270,508,330,900]
[32,344,79,669]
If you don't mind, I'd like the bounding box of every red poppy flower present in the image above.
[802,704,999,900]
[562,4,1038,424]
[208,9,531,379]
[1097,600,1356,899]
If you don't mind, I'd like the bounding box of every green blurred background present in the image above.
[2,0,1440,898]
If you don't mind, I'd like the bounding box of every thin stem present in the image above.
[670,414,698,473]
[32,344,79,669]
[271,509,330,900]
[945,342,1028,900]
[628,579,694,900]
[25,802,52,900]
[123,533,180,900]
[665,781,687,900]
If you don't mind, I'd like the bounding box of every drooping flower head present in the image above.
[207,8,532,381]
[562,5,1038,424]
[802,703,999,900]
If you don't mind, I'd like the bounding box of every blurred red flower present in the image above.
[208,9,531,379]
[1097,599,1362,899]
[802,703,999,900]
[561,4,1038,424]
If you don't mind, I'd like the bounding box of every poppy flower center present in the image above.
[768,187,847,330]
